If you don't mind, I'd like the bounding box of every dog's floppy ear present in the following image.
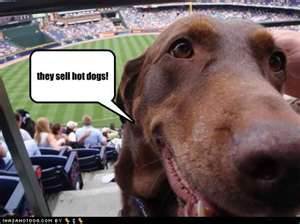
[116,54,145,123]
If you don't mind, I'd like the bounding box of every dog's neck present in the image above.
[117,123,178,216]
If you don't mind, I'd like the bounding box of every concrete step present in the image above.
[81,169,115,190]
[47,168,121,217]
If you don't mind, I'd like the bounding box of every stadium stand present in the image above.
[46,17,116,43]
[0,165,43,216]
[195,0,298,7]
[0,3,299,61]
[120,7,299,30]
[30,151,83,194]
[43,8,122,44]
[0,175,27,216]
[65,148,105,172]
[0,15,32,28]
[2,23,54,48]
[0,40,19,58]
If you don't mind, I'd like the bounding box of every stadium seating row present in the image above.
[0,145,119,217]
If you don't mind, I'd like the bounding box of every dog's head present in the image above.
[116,15,300,216]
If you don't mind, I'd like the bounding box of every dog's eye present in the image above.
[269,51,286,73]
[169,38,193,58]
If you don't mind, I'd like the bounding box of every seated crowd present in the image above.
[45,17,118,43]
[0,110,122,168]
[120,7,300,30]
[0,40,19,58]
[195,0,297,7]
[1,6,300,59]
[0,111,121,214]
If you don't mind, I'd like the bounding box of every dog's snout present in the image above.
[242,155,280,181]
[232,121,300,205]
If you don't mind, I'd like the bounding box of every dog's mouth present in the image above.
[161,143,233,217]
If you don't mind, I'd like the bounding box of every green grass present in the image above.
[0,34,156,128]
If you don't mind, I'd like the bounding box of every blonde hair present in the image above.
[34,117,51,144]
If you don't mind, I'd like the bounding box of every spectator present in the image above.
[102,128,109,143]
[0,138,40,164]
[120,7,300,31]
[104,125,122,153]
[16,109,35,138]
[75,115,105,147]
[102,127,119,141]
[65,121,78,142]
[34,117,63,150]
[65,121,84,148]
[51,123,67,145]
[0,142,7,169]
[15,113,32,141]
[24,139,41,157]
[0,141,10,169]
[0,128,40,160]
[15,113,41,157]
[0,144,6,158]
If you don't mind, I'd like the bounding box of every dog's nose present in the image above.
[233,121,300,205]
[239,154,280,182]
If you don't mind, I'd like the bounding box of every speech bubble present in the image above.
[29,49,133,122]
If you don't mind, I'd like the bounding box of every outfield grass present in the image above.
[0,34,156,127]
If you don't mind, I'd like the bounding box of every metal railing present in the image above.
[0,78,51,216]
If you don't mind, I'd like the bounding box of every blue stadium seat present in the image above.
[30,152,83,194]
[66,148,104,172]
[0,159,5,170]
[0,175,27,217]
[0,170,18,177]
[39,147,66,156]
[0,159,15,172]
[104,146,118,163]
[0,165,41,179]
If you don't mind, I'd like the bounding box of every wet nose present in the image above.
[233,121,300,205]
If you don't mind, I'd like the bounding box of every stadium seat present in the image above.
[0,175,27,217]
[66,148,104,172]
[89,144,102,150]
[101,146,118,169]
[0,165,42,177]
[0,170,18,177]
[0,165,44,198]
[0,159,6,170]
[39,147,66,156]
[0,159,15,172]
[30,152,83,194]
[104,146,118,162]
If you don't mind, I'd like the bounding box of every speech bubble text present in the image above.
[30,50,132,122]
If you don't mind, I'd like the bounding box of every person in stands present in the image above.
[16,109,35,138]
[51,123,67,145]
[75,115,105,148]
[0,143,7,168]
[15,113,32,141]
[34,117,64,150]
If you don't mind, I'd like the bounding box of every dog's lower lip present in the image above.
[161,143,233,217]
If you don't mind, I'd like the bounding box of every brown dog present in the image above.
[115,15,300,216]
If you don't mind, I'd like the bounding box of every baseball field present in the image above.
[0,34,156,127]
